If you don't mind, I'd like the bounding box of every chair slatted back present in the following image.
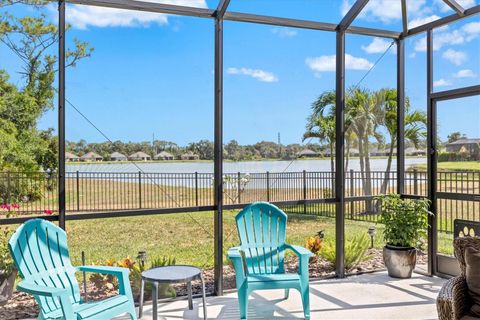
[8,219,81,315]
[236,202,287,275]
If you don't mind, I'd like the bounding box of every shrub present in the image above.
[130,256,176,299]
[89,255,176,299]
[0,228,15,275]
[305,230,324,256]
[376,194,431,248]
[320,233,372,271]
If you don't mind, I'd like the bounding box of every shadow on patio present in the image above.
[120,271,445,320]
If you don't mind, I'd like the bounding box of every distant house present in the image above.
[154,151,174,160]
[445,138,480,157]
[369,148,386,157]
[65,152,80,162]
[110,152,127,161]
[405,148,427,156]
[81,152,103,162]
[129,152,151,161]
[349,148,360,157]
[297,149,319,158]
[322,149,332,157]
[181,152,199,160]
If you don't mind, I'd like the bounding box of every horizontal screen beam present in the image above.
[67,0,215,18]
[66,0,400,39]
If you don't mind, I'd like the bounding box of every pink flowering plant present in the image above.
[1,203,20,218]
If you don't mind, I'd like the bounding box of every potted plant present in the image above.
[376,194,431,278]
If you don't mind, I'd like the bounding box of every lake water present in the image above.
[66,158,427,173]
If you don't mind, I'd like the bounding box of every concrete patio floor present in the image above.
[124,271,445,320]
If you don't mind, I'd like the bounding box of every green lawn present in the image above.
[412,161,480,172]
[63,209,453,268]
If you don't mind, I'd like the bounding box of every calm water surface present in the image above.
[66,158,427,173]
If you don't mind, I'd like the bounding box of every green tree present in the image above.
[447,131,466,143]
[379,88,427,194]
[0,3,92,173]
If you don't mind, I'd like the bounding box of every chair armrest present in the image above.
[227,246,243,259]
[228,247,247,285]
[284,244,313,258]
[437,275,471,320]
[77,265,129,276]
[78,265,133,299]
[17,280,75,318]
[284,244,312,278]
[17,280,69,297]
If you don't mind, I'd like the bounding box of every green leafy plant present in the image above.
[90,255,176,300]
[0,228,15,275]
[320,233,372,270]
[376,194,431,248]
[305,230,324,256]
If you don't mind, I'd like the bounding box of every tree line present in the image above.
[66,139,326,161]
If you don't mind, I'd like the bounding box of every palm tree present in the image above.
[304,114,336,173]
[304,91,337,173]
[346,88,384,212]
[378,88,427,194]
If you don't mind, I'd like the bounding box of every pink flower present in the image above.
[11,204,20,209]
[44,209,53,215]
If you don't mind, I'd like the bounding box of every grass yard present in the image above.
[63,209,454,268]
[412,161,480,172]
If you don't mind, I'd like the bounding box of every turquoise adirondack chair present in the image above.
[8,219,137,320]
[228,202,313,320]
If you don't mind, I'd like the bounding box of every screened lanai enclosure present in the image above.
[0,0,479,302]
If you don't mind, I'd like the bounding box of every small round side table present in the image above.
[139,265,207,320]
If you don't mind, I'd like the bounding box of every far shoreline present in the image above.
[66,155,425,165]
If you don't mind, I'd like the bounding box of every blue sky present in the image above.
[1,0,479,146]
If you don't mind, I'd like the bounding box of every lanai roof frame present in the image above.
[51,0,480,296]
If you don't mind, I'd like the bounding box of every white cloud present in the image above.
[463,21,480,41]
[306,54,373,73]
[342,0,427,23]
[442,48,467,65]
[433,78,452,87]
[271,27,298,38]
[226,67,278,82]
[414,20,480,52]
[454,69,477,78]
[64,0,206,29]
[435,0,476,12]
[409,15,441,29]
[361,37,394,54]
[414,29,467,52]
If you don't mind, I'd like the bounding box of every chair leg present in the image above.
[300,285,310,320]
[284,288,290,299]
[238,287,248,320]
[129,303,138,320]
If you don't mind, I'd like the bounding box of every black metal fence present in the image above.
[0,170,478,233]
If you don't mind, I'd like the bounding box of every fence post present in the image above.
[266,171,270,202]
[303,170,307,214]
[350,169,354,220]
[138,171,142,209]
[195,172,199,207]
[237,172,241,204]
[76,171,80,212]
[6,171,11,204]
[413,169,418,195]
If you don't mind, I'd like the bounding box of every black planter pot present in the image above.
[0,270,17,306]
[383,245,417,278]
